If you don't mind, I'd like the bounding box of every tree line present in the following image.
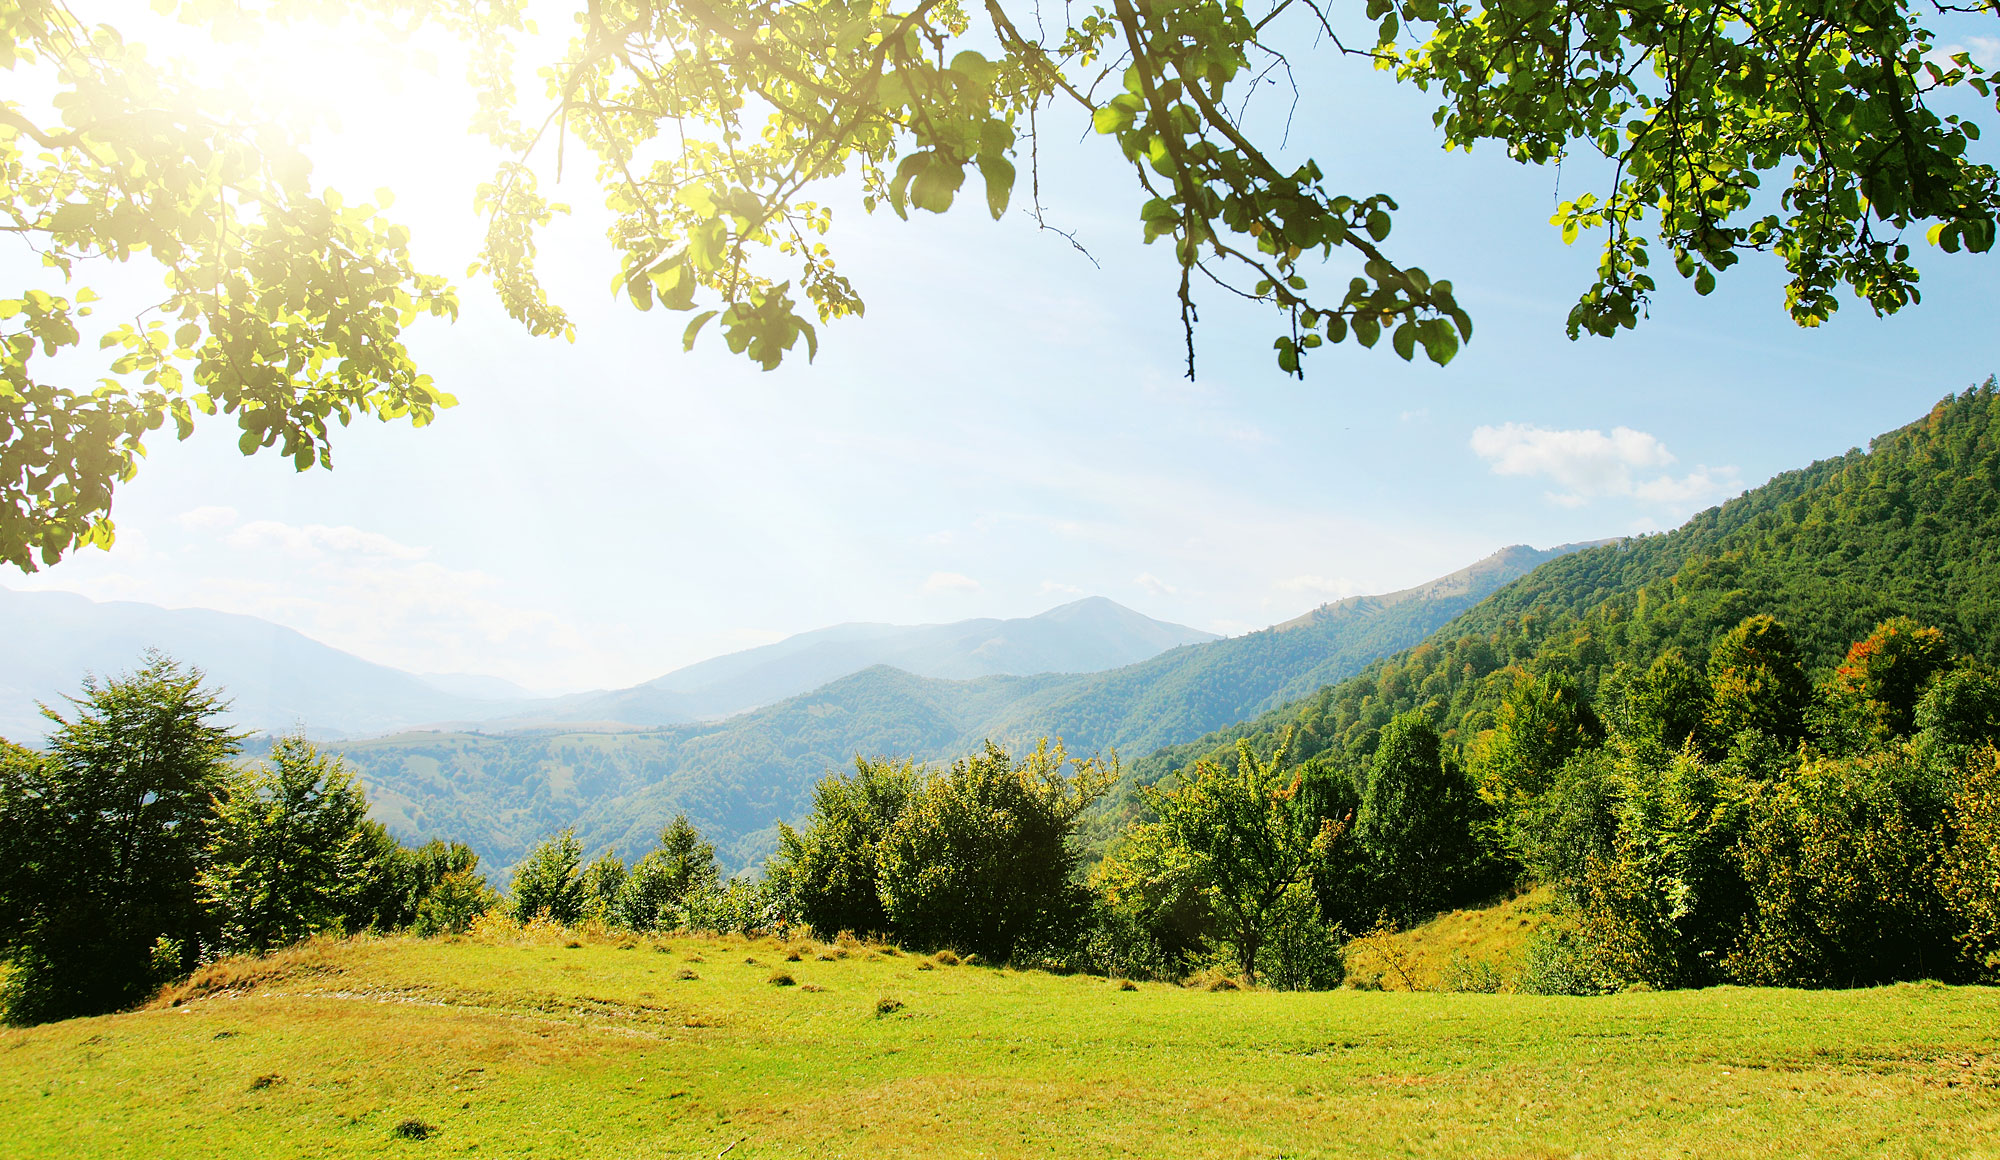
[6,609,2000,1025]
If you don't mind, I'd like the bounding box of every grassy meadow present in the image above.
[3,925,1997,1159]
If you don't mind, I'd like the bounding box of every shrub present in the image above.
[1940,751,2000,981]
[874,995,904,1015]
[509,831,587,925]
[876,741,1109,960]
[1436,953,1504,993]
[765,760,914,940]
[1514,925,1622,996]
[1727,752,1961,986]
[767,971,796,987]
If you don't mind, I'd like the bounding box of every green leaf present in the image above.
[682,310,719,352]
[977,154,1015,221]
[1392,322,1416,361]
[1366,211,1391,242]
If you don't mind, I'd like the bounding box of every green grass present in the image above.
[4,929,1997,1159]
[1344,889,1558,991]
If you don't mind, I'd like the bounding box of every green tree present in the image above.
[618,814,720,930]
[1915,665,2000,754]
[1833,617,1953,737]
[1142,734,1343,983]
[510,829,588,925]
[2,2,458,570]
[875,741,1109,959]
[1617,650,1711,752]
[1354,711,1484,920]
[1705,615,1813,748]
[768,759,913,940]
[0,652,237,1023]
[202,736,372,956]
[10,0,1994,568]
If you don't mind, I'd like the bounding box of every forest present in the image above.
[6,386,2000,1023]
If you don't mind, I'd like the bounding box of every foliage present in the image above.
[1,1,457,570]
[1513,924,1622,997]
[0,651,238,1023]
[201,736,373,956]
[1831,616,1952,738]
[7,2,1995,570]
[1139,733,1344,982]
[1940,750,2000,980]
[1703,614,1813,748]
[1726,751,1962,987]
[875,740,1109,960]
[509,829,587,925]
[618,814,721,931]
[1354,711,1489,921]
[767,760,912,939]
[459,0,1996,382]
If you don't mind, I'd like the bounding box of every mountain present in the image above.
[1127,381,2000,796]
[334,543,1589,876]
[511,597,1218,727]
[0,592,1212,740]
[0,587,514,742]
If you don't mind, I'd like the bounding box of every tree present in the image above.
[509,829,588,924]
[1616,650,1711,753]
[875,740,1109,959]
[202,736,373,955]
[1354,710,1484,920]
[9,0,1995,567]
[2,1,458,570]
[0,651,239,1023]
[767,758,913,939]
[1705,615,1812,748]
[1142,734,1343,983]
[618,814,720,930]
[457,0,1998,379]
[1832,617,1952,737]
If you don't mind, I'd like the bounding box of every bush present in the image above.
[510,831,588,925]
[1940,750,2000,981]
[875,741,1109,961]
[1258,882,1345,991]
[765,760,913,940]
[617,815,720,931]
[1436,953,1504,994]
[1726,752,1961,986]
[1514,925,1622,996]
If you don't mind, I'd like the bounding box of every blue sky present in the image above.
[9,10,1999,691]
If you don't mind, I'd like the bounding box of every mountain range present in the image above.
[0,592,1213,741]
[332,542,1590,874]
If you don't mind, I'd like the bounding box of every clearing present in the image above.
[3,927,1997,1158]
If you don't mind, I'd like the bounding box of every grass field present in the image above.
[3,926,1997,1159]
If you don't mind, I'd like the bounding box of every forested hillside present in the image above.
[338,545,1573,874]
[1135,382,2000,785]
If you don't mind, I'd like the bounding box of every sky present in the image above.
[7,8,1999,693]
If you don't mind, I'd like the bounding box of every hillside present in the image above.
[0,587,513,741]
[519,596,1217,727]
[1132,381,2000,787]
[6,931,1994,1158]
[337,545,1579,875]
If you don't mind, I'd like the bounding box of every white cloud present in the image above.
[225,520,429,561]
[922,571,982,594]
[1469,422,1739,510]
[1276,574,1364,601]
[177,505,240,532]
[1040,580,1084,596]
[1135,572,1178,597]
[1399,407,1430,423]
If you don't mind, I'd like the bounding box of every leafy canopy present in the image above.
[5,0,1996,567]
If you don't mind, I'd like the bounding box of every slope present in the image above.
[522,596,1217,727]
[336,544,1587,877]
[1131,380,2000,789]
[0,587,516,741]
